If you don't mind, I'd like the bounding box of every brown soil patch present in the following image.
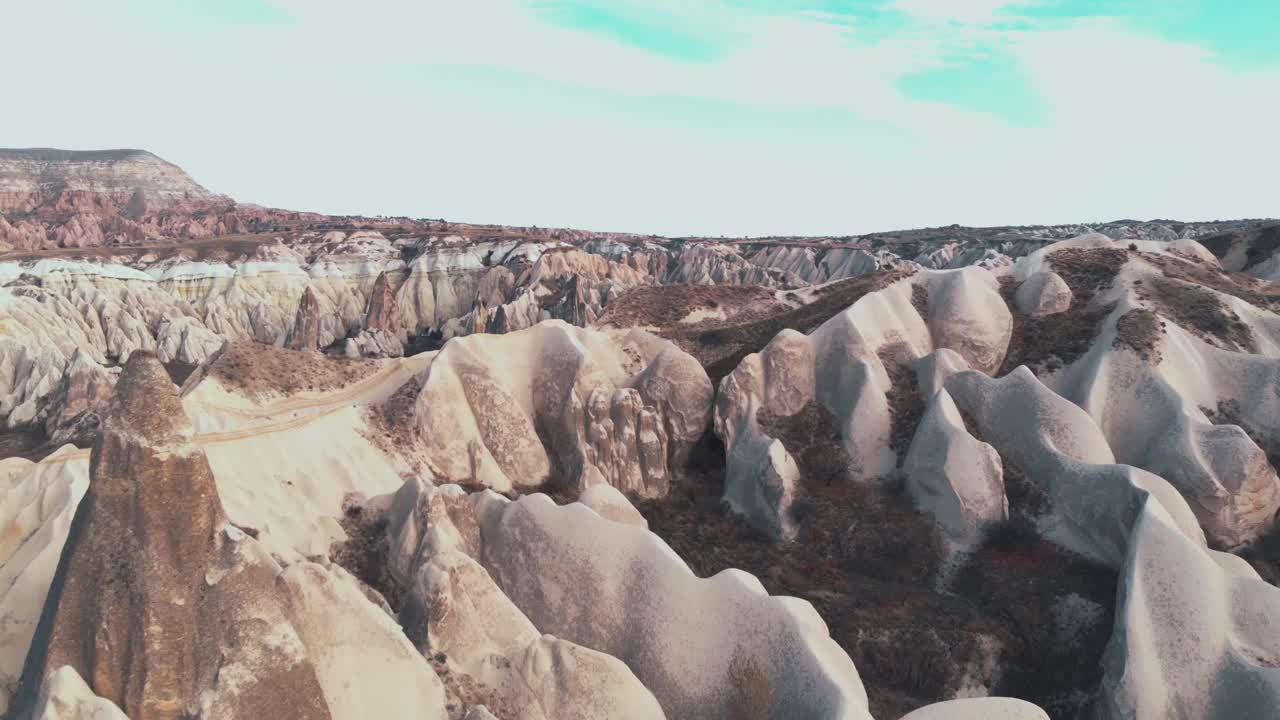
[329,498,405,612]
[634,428,1110,718]
[649,271,911,383]
[755,401,850,488]
[998,248,1130,376]
[1139,278,1257,353]
[911,283,929,318]
[205,341,381,397]
[880,343,925,463]
[365,374,426,462]
[597,284,783,329]
[1112,309,1166,363]
[999,276,1117,376]
[1048,248,1128,303]
[1144,252,1280,311]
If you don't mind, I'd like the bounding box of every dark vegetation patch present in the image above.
[1237,524,1280,587]
[405,329,445,356]
[206,341,381,397]
[1112,309,1166,363]
[329,498,405,613]
[911,283,930,318]
[597,284,782,329]
[1144,252,1280,311]
[365,374,425,460]
[609,270,912,383]
[635,424,1113,718]
[953,446,1116,718]
[0,427,57,462]
[999,277,1116,376]
[997,248,1129,376]
[755,401,850,487]
[162,359,198,388]
[1242,225,1280,269]
[635,444,959,718]
[951,532,1118,718]
[880,343,925,462]
[998,450,1052,521]
[1049,248,1128,302]
[1138,278,1257,353]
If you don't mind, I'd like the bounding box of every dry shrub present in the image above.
[365,374,425,460]
[999,276,1116,375]
[879,343,925,462]
[998,247,1128,375]
[1048,248,1127,303]
[911,283,929,318]
[604,270,912,383]
[951,528,1118,718]
[756,401,849,487]
[1112,309,1165,363]
[208,341,381,397]
[1144,251,1280,311]
[329,500,404,612]
[729,654,774,720]
[1139,278,1257,353]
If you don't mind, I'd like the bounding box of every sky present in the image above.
[3,0,1278,236]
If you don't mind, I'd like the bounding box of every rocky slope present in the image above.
[3,231,1280,719]
[0,148,228,213]
[3,150,1280,719]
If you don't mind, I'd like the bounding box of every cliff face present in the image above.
[0,148,258,251]
[0,148,230,215]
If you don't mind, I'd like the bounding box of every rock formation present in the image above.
[412,321,712,498]
[11,353,448,720]
[0,148,228,215]
[3,152,1280,720]
[34,351,118,448]
[364,271,404,337]
[287,286,322,351]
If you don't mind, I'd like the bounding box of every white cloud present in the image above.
[889,0,1033,25]
[0,0,1275,236]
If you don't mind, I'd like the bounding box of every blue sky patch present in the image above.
[536,2,726,60]
[899,51,1046,127]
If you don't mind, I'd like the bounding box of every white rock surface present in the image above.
[278,561,451,720]
[414,321,712,498]
[30,666,130,720]
[580,482,650,529]
[897,697,1050,720]
[471,491,872,720]
[344,328,405,358]
[0,449,89,716]
[1014,271,1072,316]
[946,366,1204,567]
[715,268,1010,536]
[386,480,666,720]
[904,388,1007,544]
[1099,501,1280,720]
